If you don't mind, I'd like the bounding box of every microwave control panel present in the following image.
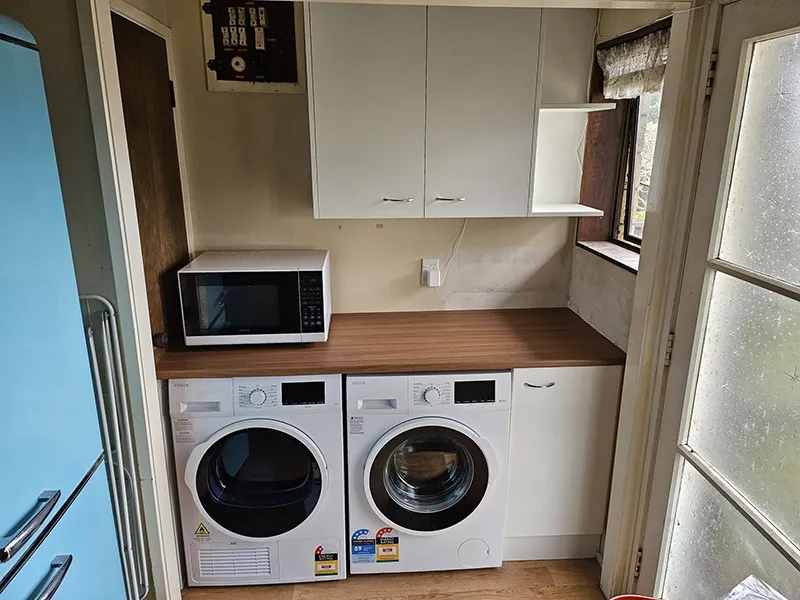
[300,271,324,333]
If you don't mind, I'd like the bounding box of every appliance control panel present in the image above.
[299,271,325,333]
[233,374,341,414]
[408,372,511,411]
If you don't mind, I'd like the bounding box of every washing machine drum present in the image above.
[189,422,324,538]
[365,419,493,533]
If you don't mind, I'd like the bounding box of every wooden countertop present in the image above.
[155,308,625,379]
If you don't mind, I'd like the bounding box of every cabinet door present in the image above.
[1,465,126,599]
[506,367,622,539]
[425,7,541,218]
[307,3,426,219]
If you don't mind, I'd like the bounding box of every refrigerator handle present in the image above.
[34,555,72,600]
[0,490,61,562]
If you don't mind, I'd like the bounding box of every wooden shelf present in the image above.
[531,203,604,217]
[539,103,617,113]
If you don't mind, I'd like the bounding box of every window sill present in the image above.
[576,241,639,274]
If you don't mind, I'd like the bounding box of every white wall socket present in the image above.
[421,258,441,288]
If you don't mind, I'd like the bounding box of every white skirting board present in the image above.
[503,535,602,561]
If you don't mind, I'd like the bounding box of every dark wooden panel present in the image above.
[155,308,626,379]
[112,14,190,352]
[577,59,632,243]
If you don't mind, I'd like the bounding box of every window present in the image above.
[616,87,664,245]
[575,19,670,269]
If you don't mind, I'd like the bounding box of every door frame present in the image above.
[107,0,196,257]
[75,1,187,598]
[599,1,725,596]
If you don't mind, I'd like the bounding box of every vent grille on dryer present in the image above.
[197,546,272,578]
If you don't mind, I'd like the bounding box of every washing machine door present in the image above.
[363,417,497,535]
[185,419,327,539]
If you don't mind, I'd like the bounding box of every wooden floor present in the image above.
[181,559,604,599]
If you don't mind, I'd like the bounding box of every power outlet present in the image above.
[421,258,441,288]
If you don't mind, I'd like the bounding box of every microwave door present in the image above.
[181,272,301,340]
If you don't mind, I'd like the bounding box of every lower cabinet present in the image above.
[504,366,623,560]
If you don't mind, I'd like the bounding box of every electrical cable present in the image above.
[442,218,468,282]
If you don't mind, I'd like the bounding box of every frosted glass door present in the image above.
[654,1,800,597]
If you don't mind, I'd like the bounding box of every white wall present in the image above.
[167,0,576,313]
[597,7,671,42]
[568,247,636,350]
[121,0,168,25]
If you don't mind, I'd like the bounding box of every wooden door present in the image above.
[112,13,189,351]
[425,7,541,218]
[307,3,426,219]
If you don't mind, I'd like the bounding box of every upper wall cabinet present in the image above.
[424,7,540,218]
[306,4,541,219]
[306,3,426,219]
[306,5,603,219]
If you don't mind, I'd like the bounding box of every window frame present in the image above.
[576,17,672,266]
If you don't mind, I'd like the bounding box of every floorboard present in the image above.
[181,560,604,600]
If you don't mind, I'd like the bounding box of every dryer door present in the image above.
[185,419,327,539]
[363,417,497,535]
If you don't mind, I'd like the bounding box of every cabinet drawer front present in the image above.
[506,366,623,537]
[1,464,126,599]
[308,3,426,219]
[425,7,541,218]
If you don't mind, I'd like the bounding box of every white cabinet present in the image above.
[307,5,542,219]
[424,7,541,218]
[504,365,623,560]
[306,3,426,219]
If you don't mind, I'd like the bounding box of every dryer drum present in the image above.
[196,427,323,537]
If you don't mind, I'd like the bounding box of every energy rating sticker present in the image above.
[314,545,339,576]
[375,527,399,562]
[351,529,376,564]
[195,523,210,536]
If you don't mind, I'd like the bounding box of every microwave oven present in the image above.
[177,250,331,346]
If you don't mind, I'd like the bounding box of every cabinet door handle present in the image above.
[35,555,72,600]
[524,382,555,389]
[383,197,414,203]
[0,490,61,562]
[435,197,466,202]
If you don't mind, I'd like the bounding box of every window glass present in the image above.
[662,466,799,599]
[687,273,800,545]
[628,88,663,239]
[718,32,800,286]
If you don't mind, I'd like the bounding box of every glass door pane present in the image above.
[658,11,800,598]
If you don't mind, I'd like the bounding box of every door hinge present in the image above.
[705,52,718,97]
[664,332,675,367]
[169,80,176,108]
[633,547,643,580]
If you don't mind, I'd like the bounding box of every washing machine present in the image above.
[346,372,511,574]
[169,375,346,586]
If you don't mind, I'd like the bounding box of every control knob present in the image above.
[249,388,267,406]
[423,387,441,405]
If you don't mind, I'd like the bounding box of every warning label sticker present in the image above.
[351,529,376,563]
[375,527,399,562]
[173,418,195,444]
[195,523,210,536]
[349,417,364,435]
[314,545,339,576]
